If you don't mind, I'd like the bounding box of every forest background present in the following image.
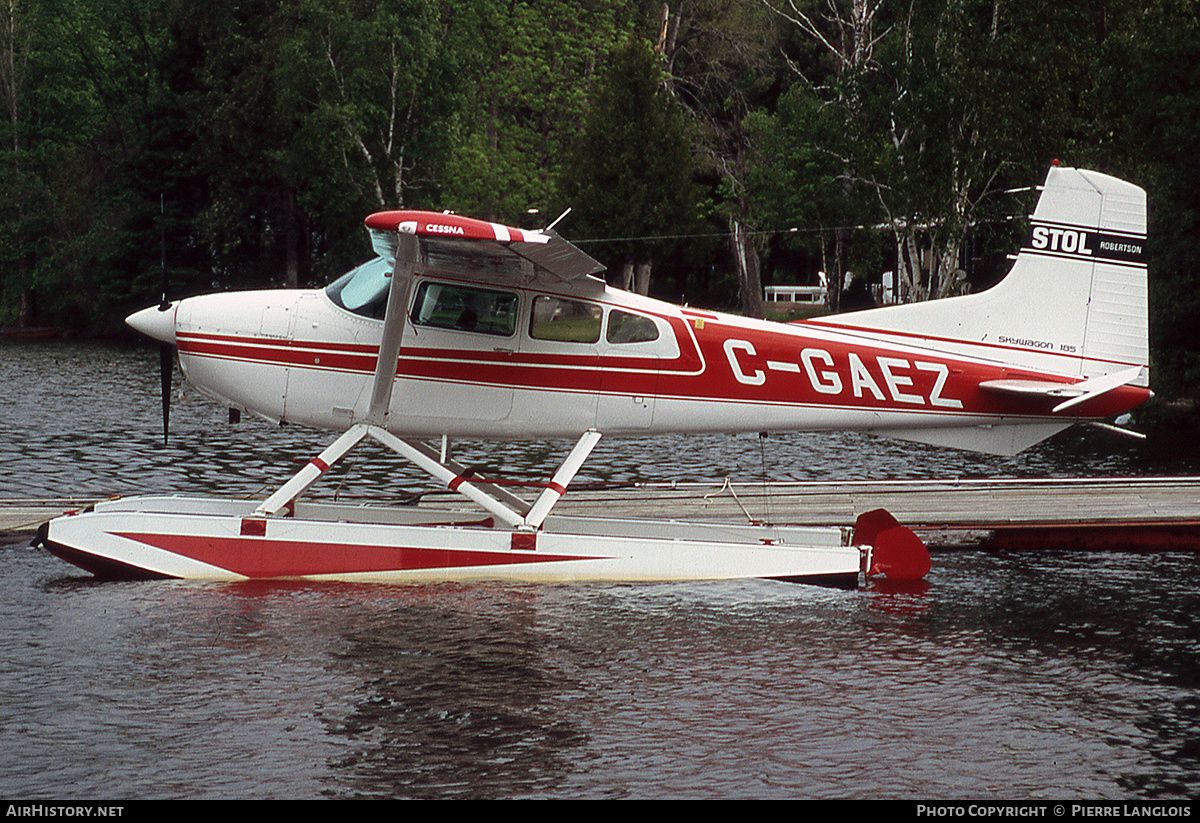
[2,0,1198,403]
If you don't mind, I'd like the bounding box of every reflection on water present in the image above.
[2,340,1199,799]
[322,585,590,799]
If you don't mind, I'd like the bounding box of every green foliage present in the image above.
[556,39,703,275]
[269,0,469,281]
[0,0,198,331]
[744,87,842,232]
[440,0,633,221]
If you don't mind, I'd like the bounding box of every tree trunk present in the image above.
[894,224,925,302]
[283,187,299,289]
[731,217,764,318]
[634,260,652,296]
[830,226,850,313]
[619,260,635,291]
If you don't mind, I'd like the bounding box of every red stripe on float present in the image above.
[114,532,590,578]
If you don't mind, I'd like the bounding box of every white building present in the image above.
[763,284,827,305]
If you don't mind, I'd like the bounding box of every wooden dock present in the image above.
[541,477,1200,549]
[5,477,1199,549]
[0,499,97,534]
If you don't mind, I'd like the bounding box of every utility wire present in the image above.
[569,214,1023,246]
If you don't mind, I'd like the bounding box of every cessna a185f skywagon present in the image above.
[38,166,1151,586]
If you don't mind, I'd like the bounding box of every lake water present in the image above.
[1,340,1198,799]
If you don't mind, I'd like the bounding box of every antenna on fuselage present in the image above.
[544,208,572,232]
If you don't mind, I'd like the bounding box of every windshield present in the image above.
[325,257,392,319]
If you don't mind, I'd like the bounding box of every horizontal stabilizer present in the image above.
[1050,366,1145,413]
[978,379,1090,399]
[978,366,1145,413]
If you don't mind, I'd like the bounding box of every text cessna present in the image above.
[722,338,963,408]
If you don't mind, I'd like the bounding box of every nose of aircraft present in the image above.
[127,303,177,345]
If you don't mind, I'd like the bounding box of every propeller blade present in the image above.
[160,342,172,445]
[158,193,171,445]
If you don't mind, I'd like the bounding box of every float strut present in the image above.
[524,430,601,529]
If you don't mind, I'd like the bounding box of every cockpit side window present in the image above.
[409,280,519,336]
[324,257,393,319]
[530,295,603,343]
[606,309,660,344]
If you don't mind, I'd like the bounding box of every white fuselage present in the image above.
[161,267,1146,452]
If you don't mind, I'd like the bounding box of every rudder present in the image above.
[807,166,1149,387]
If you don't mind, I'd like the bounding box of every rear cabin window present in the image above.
[410,281,518,336]
[606,310,660,344]
[530,295,603,343]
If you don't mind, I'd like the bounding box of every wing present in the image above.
[364,210,606,287]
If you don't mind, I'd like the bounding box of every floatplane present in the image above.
[37,165,1151,587]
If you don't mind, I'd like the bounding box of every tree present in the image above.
[276,0,461,211]
[0,0,209,331]
[757,0,1121,306]
[875,0,1109,302]
[654,0,786,317]
[221,0,468,286]
[557,38,702,295]
[745,84,847,294]
[759,0,892,310]
[0,0,37,324]
[440,0,632,222]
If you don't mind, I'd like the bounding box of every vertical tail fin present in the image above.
[808,166,1149,387]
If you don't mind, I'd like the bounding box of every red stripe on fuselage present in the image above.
[671,316,1149,419]
[176,315,1149,421]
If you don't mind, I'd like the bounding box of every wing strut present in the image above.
[524,431,601,528]
[367,232,419,425]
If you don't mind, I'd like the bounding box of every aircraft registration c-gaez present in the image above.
[39,166,1150,587]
